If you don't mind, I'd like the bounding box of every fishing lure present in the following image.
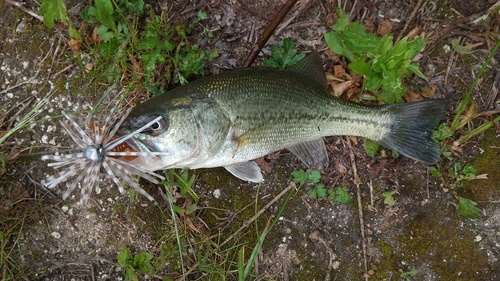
[41,105,165,204]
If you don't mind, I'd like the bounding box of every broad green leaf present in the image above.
[187,203,198,215]
[407,63,426,79]
[292,169,308,186]
[125,265,138,281]
[197,10,208,20]
[95,8,117,32]
[134,252,154,274]
[118,248,133,266]
[363,139,379,158]
[382,191,397,206]
[456,197,480,219]
[81,6,98,23]
[377,89,398,104]
[332,8,350,31]
[364,73,383,92]
[461,164,478,176]
[430,167,442,178]
[263,38,305,69]
[308,184,327,198]
[386,37,408,61]
[40,0,69,29]
[95,0,114,16]
[432,124,454,141]
[324,32,355,62]
[69,25,82,41]
[349,59,371,75]
[307,170,322,184]
[378,36,393,56]
[134,252,153,264]
[329,186,352,204]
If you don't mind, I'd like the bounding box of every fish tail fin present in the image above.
[378,99,449,164]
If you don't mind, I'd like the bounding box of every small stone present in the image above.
[213,188,221,198]
[51,232,61,239]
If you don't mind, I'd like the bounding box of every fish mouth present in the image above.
[110,130,164,170]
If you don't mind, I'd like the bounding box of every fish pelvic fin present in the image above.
[378,99,449,164]
[287,138,329,169]
[225,161,263,182]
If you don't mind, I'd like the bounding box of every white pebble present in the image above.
[51,232,61,239]
[213,189,221,198]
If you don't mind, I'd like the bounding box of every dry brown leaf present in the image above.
[407,27,420,40]
[404,88,424,102]
[67,38,82,54]
[91,25,102,43]
[422,85,437,98]
[332,80,354,97]
[334,65,347,78]
[376,20,393,37]
[255,157,272,174]
[346,86,362,101]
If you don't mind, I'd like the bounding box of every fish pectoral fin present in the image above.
[287,138,329,169]
[224,161,263,183]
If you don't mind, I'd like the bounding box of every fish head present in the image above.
[116,105,202,171]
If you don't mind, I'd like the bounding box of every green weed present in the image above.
[39,0,217,97]
[118,247,154,281]
[263,38,305,69]
[324,8,426,103]
[400,268,418,281]
[382,191,397,206]
[293,169,352,203]
[455,197,481,219]
[430,163,481,219]
[160,169,198,216]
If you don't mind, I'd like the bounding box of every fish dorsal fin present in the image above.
[224,161,263,182]
[286,51,327,88]
[287,138,329,169]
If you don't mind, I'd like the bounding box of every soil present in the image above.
[1,0,500,280]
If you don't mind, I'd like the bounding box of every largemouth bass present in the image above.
[118,52,447,182]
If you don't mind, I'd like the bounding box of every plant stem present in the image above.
[451,39,500,130]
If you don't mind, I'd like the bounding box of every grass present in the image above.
[113,169,294,280]
[39,0,217,98]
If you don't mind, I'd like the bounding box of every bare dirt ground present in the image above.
[1,0,500,280]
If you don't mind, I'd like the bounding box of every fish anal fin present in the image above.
[287,138,329,169]
[225,161,263,183]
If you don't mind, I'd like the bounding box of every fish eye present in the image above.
[140,115,168,136]
[150,120,162,130]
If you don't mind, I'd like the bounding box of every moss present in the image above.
[400,200,488,280]
[371,239,400,280]
[460,130,500,202]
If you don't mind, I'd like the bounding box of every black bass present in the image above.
[118,52,447,182]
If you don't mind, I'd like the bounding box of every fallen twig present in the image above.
[346,137,369,281]
[5,0,43,22]
[241,0,299,67]
[395,0,424,43]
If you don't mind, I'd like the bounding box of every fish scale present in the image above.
[119,51,448,182]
